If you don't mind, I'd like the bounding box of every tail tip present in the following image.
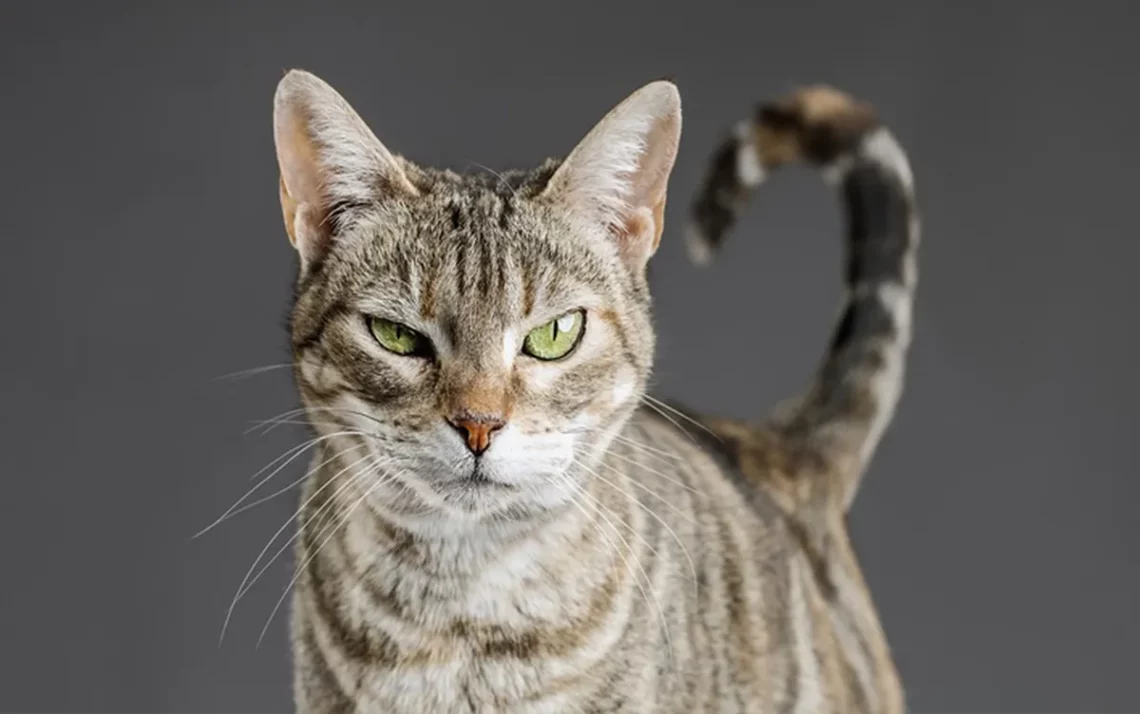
[755,85,880,167]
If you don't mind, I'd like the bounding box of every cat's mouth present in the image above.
[434,464,517,493]
[436,478,514,493]
[429,472,519,513]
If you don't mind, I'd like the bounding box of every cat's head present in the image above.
[274,70,681,530]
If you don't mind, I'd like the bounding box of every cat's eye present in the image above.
[368,317,429,357]
[522,310,585,361]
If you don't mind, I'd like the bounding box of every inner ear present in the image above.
[272,69,418,271]
[614,204,663,267]
[540,80,682,270]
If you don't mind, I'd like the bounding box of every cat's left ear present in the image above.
[540,80,682,270]
[273,69,418,272]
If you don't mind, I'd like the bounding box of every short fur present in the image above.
[271,70,919,713]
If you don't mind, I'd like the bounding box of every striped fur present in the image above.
[269,72,917,713]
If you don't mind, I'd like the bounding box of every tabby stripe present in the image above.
[787,557,825,714]
[304,477,635,675]
[774,556,800,714]
[826,601,875,712]
[828,550,887,711]
[294,609,356,711]
[454,230,469,296]
[717,510,756,711]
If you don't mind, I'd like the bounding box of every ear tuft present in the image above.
[540,81,682,270]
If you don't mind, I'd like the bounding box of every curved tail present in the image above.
[688,87,919,510]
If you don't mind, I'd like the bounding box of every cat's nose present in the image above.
[446,414,506,456]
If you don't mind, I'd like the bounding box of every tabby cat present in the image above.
[271,69,918,713]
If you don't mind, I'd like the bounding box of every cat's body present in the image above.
[271,72,917,713]
[293,408,903,713]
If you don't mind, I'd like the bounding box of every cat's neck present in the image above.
[301,444,621,590]
[296,444,640,692]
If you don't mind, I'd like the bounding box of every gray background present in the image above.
[1,1,1137,711]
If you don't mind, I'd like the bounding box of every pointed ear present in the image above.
[273,69,418,270]
[540,80,682,270]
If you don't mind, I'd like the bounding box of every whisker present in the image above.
[639,399,712,454]
[592,458,699,593]
[249,405,392,438]
[209,363,294,382]
[246,407,309,435]
[641,394,723,442]
[604,448,706,499]
[555,468,676,668]
[217,451,386,645]
[238,428,368,485]
[255,466,403,648]
[466,161,520,198]
[249,407,350,436]
[194,430,368,540]
[234,452,389,603]
[214,442,368,527]
[252,418,352,432]
[570,456,693,593]
[579,425,684,464]
[567,464,667,566]
[579,457,698,528]
[315,405,392,431]
[554,484,672,686]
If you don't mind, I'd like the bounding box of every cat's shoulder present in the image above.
[631,399,827,519]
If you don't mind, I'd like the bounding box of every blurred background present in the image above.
[2,1,1137,711]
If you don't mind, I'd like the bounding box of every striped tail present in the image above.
[687,87,919,511]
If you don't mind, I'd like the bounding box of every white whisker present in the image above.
[255,466,404,648]
[581,457,698,528]
[556,467,676,668]
[235,453,389,603]
[605,448,706,499]
[194,431,368,540]
[640,398,701,448]
[593,458,699,593]
[248,404,387,437]
[216,442,367,526]
[580,425,684,464]
[466,161,520,198]
[218,450,387,645]
[209,363,294,382]
[641,394,722,442]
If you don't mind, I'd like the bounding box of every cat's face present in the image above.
[274,71,681,529]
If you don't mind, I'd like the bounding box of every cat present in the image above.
[271,68,918,713]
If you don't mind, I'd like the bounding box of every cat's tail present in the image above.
[687,86,919,511]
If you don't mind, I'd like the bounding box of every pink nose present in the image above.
[447,415,506,455]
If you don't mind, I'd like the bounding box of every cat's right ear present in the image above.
[273,70,417,271]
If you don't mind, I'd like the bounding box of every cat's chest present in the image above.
[338,591,634,712]
[349,656,589,714]
[303,550,637,712]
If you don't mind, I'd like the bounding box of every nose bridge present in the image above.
[445,368,511,420]
[443,308,514,417]
[443,367,512,457]
[451,308,506,369]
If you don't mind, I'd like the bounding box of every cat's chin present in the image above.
[433,474,517,496]
[407,469,577,529]
[371,452,580,529]
[418,470,523,517]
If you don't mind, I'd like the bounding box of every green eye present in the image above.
[368,317,427,356]
[523,310,585,361]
